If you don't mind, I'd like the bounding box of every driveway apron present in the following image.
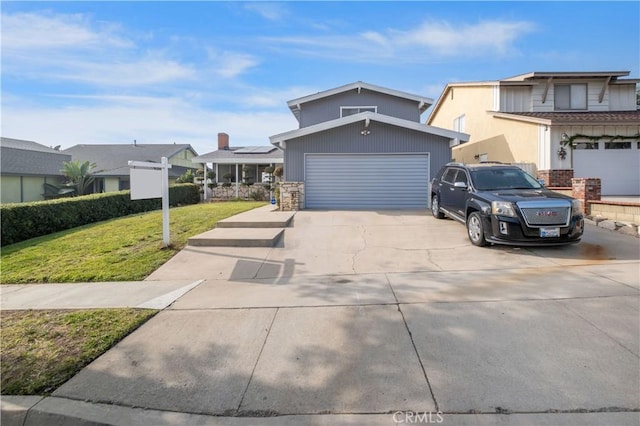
[52,210,640,421]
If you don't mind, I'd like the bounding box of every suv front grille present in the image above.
[518,201,571,227]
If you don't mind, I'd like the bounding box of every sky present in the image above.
[1,1,639,156]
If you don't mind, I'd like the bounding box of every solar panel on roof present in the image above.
[235,146,276,154]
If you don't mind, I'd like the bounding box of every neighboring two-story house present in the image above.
[426,71,640,195]
[0,137,72,203]
[270,81,469,209]
[64,143,199,193]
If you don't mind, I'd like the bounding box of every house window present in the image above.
[554,84,587,110]
[453,114,466,133]
[218,164,236,182]
[340,106,376,117]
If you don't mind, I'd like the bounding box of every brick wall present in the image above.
[571,177,601,215]
[537,169,574,187]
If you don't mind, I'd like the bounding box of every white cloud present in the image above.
[395,20,536,56]
[2,11,257,87]
[1,11,132,50]
[1,95,298,156]
[208,50,259,79]
[263,18,536,63]
[243,2,289,21]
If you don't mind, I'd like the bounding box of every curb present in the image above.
[3,396,640,426]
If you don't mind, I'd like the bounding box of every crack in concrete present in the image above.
[350,225,368,274]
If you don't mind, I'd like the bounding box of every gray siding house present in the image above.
[270,81,469,210]
[64,143,199,193]
[0,137,71,203]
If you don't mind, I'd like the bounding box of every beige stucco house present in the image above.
[426,71,640,195]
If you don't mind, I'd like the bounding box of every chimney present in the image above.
[218,133,229,150]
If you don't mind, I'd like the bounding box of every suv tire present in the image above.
[431,195,444,219]
[467,211,487,247]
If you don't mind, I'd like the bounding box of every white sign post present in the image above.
[129,157,172,247]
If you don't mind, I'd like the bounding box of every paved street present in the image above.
[7,210,640,425]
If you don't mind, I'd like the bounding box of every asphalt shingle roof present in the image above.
[1,138,71,176]
[505,110,640,124]
[63,144,198,178]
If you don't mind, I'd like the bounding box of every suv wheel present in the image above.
[467,212,487,247]
[431,195,444,219]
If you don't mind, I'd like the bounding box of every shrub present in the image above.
[1,184,200,246]
[248,188,266,201]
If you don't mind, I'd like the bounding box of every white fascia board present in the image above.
[270,112,469,145]
[286,81,433,112]
[502,71,630,82]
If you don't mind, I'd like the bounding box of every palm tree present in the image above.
[61,160,97,195]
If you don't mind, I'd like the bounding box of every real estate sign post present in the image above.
[129,157,172,247]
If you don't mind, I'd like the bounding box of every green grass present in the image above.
[1,309,157,395]
[1,201,266,283]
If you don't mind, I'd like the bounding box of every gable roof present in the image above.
[63,144,198,178]
[270,111,469,147]
[193,146,283,165]
[287,81,434,122]
[427,70,639,125]
[0,137,71,176]
[1,137,63,154]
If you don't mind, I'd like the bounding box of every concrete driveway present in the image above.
[49,210,639,425]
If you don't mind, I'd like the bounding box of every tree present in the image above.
[61,160,96,196]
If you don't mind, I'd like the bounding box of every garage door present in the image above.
[305,153,429,209]
[574,146,640,195]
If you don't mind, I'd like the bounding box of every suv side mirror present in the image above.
[454,181,468,189]
[537,179,545,186]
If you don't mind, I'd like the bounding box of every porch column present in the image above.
[215,163,219,183]
[203,163,208,200]
[235,163,239,197]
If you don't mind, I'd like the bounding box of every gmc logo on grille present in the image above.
[536,211,558,217]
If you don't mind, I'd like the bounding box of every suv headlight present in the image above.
[571,199,583,215]
[491,201,517,217]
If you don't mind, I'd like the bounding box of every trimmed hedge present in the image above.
[1,184,200,246]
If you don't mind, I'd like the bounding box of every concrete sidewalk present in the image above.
[1,280,203,310]
[2,208,639,426]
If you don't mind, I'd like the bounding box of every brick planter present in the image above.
[572,178,601,215]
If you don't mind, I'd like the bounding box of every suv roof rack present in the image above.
[446,162,465,166]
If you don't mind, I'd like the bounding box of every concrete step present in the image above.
[187,228,284,247]
[216,207,295,229]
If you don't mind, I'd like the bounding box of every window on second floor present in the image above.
[554,84,587,110]
[453,114,466,133]
[340,106,377,117]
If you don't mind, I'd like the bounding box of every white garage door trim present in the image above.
[304,153,430,209]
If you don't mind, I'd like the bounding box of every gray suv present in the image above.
[431,163,584,247]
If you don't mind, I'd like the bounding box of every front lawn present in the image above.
[0,201,266,283]
[1,309,157,395]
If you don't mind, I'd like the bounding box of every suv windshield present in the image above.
[470,168,543,191]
